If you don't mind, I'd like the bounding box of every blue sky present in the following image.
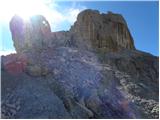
[0,1,159,56]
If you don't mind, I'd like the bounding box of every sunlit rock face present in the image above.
[10,15,51,53]
[70,9,135,51]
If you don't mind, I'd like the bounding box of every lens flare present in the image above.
[0,0,52,21]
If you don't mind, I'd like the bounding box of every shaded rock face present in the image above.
[101,50,159,118]
[1,48,137,119]
[2,9,159,119]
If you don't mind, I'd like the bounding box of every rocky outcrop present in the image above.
[10,15,51,53]
[2,9,159,119]
[10,9,135,53]
[70,10,135,51]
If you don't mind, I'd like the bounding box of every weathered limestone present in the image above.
[70,9,135,51]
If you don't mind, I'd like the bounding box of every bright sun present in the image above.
[0,0,51,22]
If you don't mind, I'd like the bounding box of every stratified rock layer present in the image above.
[2,9,159,119]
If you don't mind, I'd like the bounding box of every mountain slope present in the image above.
[1,9,159,118]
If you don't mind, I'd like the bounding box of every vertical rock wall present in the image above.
[70,9,135,52]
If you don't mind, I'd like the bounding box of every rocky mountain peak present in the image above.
[10,9,135,53]
[70,9,135,51]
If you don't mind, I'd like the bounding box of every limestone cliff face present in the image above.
[70,9,135,51]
